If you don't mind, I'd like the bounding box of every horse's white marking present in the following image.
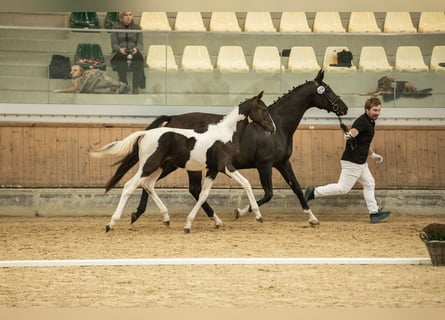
[225,168,262,221]
[304,209,319,226]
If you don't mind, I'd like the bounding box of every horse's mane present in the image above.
[269,81,308,107]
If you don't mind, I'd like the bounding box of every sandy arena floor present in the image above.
[1,210,444,308]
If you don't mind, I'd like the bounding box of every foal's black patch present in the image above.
[141,132,197,177]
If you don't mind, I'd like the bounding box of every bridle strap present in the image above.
[313,81,340,113]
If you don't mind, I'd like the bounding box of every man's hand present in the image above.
[370,152,384,163]
[344,132,354,141]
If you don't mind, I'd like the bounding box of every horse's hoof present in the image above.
[130,212,140,224]
[163,220,170,228]
[256,217,264,223]
[233,209,241,220]
[105,224,112,233]
[184,228,191,234]
[309,219,320,226]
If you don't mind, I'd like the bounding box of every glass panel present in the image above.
[0,24,444,110]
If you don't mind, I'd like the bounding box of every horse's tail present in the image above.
[89,130,146,160]
[102,115,175,192]
[144,115,173,130]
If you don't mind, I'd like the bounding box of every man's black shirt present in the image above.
[341,113,375,164]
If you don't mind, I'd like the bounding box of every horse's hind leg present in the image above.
[276,161,319,226]
[142,168,170,227]
[107,173,144,232]
[131,190,149,224]
[131,163,178,224]
[226,169,263,223]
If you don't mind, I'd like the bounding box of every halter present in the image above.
[312,80,342,115]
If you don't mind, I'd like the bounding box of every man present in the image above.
[110,12,145,94]
[304,97,391,224]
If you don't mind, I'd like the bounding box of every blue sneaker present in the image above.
[304,186,315,203]
[370,210,391,224]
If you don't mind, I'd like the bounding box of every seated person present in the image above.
[110,11,145,94]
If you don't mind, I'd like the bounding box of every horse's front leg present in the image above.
[107,173,144,232]
[276,161,319,226]
[184,175,215,233]
[142,168,170,227]
[226,169,263,223]
[234,166,272,220]
[187,171,223,229]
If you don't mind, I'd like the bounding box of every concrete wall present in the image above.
[1,188,443,217]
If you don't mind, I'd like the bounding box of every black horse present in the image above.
[106,70,348,226]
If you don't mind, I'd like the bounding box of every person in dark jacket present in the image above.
[304,97,391,224]
[111,12,145,94]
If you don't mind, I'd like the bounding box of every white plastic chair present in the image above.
[244,12,276,32]
[146,45,178,72]
[313,12,346,33]
[181,46,213,72]
[279,12,311,32]
[323,46,356,72]
[429,46,445,71]
[140,12,171,31]
[216,46,249,73]
[287,46,320,73]
[383,12,417,33]
[252,46,284,73]
[174,12,206,31]
[395,46,428,72]
[209,12,241,32]
[348,12,381,33]
[418,12,445,33]
[358,47,392,72]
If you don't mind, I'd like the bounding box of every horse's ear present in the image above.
[257,90,264,99]
[315,69,324,82]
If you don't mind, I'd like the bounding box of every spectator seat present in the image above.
[279,12,311,32]
[244,12,276,32]
[348,12,381,33]
[216,46,249,73]
[174,12,206,31]
[104,12,120,29]
[395,46,428,72]
[358,46,393,72]
[418,12,445,33]
[140,12,172,31]
[74,43,106,71]
[181,46,213,72]
[429,46,445,71]
[69,12,100,29]
[323,46,356,72]
[313,12,346,32]
[383,12,417,33]
[209,12,241,32]
[287,46,320,72]
[146,45,178,72]
[252,46,284,73]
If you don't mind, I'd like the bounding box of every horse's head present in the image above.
[240,91,276,134]
[310,69,348,116]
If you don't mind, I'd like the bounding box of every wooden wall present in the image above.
[0,122,444,189]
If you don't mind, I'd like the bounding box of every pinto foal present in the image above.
[90,91,276,233]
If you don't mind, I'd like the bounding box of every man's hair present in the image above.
[365,97,381,110]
